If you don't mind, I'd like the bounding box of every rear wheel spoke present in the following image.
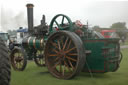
[48,54,58,57]
[67,40,72,50]
[52,60,60,69]
[64,60,71,72]
[67,53,77,56]
[50,41,58,49]
[57,40,61,50]
[54,56,60,62]
[59,61,62,73]
[68,59,75,70]
[66,55,77,62]
[63,37,69,50]
[52,49,59,54]
[62,62,65,76]
[65,47,76,53]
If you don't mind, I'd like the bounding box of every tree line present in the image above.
[93,22,128,39]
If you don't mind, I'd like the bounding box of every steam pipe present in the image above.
[26,4,34,34]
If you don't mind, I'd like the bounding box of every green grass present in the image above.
[11,48,128,85]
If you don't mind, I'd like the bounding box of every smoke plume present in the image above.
[0,7,27,32]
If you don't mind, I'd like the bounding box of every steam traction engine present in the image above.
[10,4,122,79]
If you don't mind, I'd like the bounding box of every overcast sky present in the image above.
[0,0,128,32]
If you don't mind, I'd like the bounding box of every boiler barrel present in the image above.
[22,37,44,50]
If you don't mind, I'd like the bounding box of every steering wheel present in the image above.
[49,14,73,33]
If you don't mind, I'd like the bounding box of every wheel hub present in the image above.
[58,50,66,57]
[15,57,23,62]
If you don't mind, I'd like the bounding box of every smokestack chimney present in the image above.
[26,4,34,34]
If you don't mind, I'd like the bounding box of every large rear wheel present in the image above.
[44,31,86,79]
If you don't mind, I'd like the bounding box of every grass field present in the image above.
[11,48,128,85]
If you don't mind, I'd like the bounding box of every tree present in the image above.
[110,22,127,30]
[110,22,127,39]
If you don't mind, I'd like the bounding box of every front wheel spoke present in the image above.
[19,63,21,68]
[15,61,18,64]
[39,58,42,64]
[14,54,18,58]
[66,55,77,62]
[18,53,21,57]
[19,62,22,67]
[17,63,20,68]
[20,57,24,60]
[15,62,18,67]
[18,62,20,68]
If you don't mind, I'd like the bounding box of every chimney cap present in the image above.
[26,3,34,8]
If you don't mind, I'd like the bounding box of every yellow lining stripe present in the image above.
[40,38,44,48]
[33,37,36,49]
[27,37,31,48]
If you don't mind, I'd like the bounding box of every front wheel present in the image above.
[10,47,27,71]
[34,50,45,67]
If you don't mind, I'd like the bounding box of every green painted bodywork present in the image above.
[28,37,35,48]
[83,38,119,72]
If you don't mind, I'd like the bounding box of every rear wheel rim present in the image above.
[45,31,85,79]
